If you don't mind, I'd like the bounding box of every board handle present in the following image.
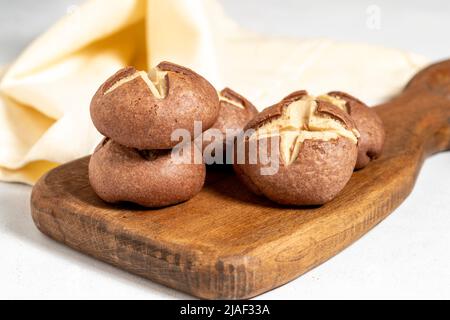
[375,59,450,158]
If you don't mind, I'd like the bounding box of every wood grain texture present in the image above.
[31,60,450,299]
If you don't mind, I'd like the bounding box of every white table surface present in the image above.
[0,0,449,300]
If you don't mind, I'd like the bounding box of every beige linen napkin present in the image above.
[0,0,427,184]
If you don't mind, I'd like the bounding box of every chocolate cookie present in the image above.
[89,138,205,208]
[90,61,220,150]
[324,91,385,169]
[203,88,258,163]
[233,91,359,205]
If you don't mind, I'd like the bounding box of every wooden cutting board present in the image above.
[31,60,450,299]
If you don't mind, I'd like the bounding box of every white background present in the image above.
[0,0,449,299]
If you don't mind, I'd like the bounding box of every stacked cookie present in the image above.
[89,61,258,208]
[88,61,385,208]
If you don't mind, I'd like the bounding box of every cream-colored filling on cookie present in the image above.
[218,93,245,109]
[104,68,168,99]
[250,95,359,165]
[147,68,168,98]
[104,73,140,95]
